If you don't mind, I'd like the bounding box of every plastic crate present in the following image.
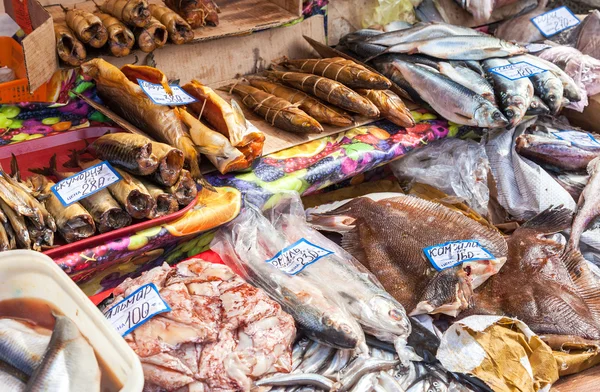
[0,37,47,103]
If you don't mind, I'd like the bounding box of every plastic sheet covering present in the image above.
[363,0,419,27]
[391,138,490,217]
[485,118,575,221]
[539,45,600,112]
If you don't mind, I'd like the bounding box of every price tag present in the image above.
[526,43,552,53]
[531,6,580,38]
[552,130,600,148]
[266,238,333,275]
[51,161,121,207]
[423,240,494,271]
[489,61,546,81]
[138,79,197,106]
[103,283,171,336]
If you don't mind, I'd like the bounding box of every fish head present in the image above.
[474,102,508,129]
[311,313,363,349]
[543,79,564,114]
[503,96,529,128]
[363,295,411,340]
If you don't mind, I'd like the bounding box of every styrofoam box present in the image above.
[0,250,143,391]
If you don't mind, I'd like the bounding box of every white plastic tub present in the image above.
[0,250,143,391]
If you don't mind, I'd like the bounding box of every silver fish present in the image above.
[550,172,589,201]
[515,54,581,102]
[0,369,25,392]
[526,95,551,115]
[381,35,526,60]
[26,314,100,392]
[0,319,50,376]
[256,373,334,389]
[365,23,481,46]
[507,57,564,113]
[348,372,378,392]
[321,349,353,377]
[437,62,496,104]
[394,60,508,127]
[333,357,399,392]
[295,345,335,374]
[483,58,534,128]
[377,371,405,392]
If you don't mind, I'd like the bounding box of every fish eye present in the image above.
[505,109,514,118]
[323,316,333,327]
[389,309,404,321]
[492,111,502,120]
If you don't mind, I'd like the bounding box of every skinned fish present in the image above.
[468,207,600,344]
[26,314,100,391]
[307,193,508,317]
[379,35,526,61]
[393,60,508,127]
[483,58,534,128]
[515,134,600,171]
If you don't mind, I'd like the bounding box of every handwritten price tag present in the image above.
[266,238,333,275]
[51,161,121,207]
[552,130,600,149]
[489,61,546,81]
[424,240,494,271]
[138,79,197,106]
[103,283,171,336]
[531,6,580,38]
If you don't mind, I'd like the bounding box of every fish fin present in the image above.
[561,247,600,324]
[10,154,20,181]
[411,267,473,317]
[29,154,55,177]
[340,227,369,267]
[521,206,573,233]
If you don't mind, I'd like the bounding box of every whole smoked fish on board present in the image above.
[149,4,194,45]
[95,12,135,57]
[134,17,168,53]
[164,0,219,28]
[54,23,87,66]
[65,9,108,48]
[100,0,151,28]
[80,59,209,187]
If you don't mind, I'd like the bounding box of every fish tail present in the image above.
[188,158,215,192]
[521,206,573,233]
[10,154,20,181]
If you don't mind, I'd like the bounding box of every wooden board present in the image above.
[327,0,377,46]
[552,365,600,391]
[45,0,301,45]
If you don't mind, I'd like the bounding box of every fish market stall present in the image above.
[2,0,600,391]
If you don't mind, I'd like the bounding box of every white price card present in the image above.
[103,283,171,336]
[423,240,494,271]
[525,43,552,53]
[51,161,121,207]
[552,130,600,148]
[266,238,333,275]
[138,79,197,106]
[489,62,546,81]
[531,6,580,38]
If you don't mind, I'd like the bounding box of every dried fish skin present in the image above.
[224,84,324,134]
[100,0,151,28]
[54,23,87,66]
[248,79,354,127]
[281,57,392,90]
[149,4,194,45]
[266,71,380,117]
[65,9,108,48]
[134,17,168,53]
[95,12,135,57]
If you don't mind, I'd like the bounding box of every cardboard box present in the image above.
[4,0,303,92]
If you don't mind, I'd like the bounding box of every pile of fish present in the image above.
[54,0,218,63]
[0,314,101,391]
[104,258,296,391]
[337,22,581,128]
[255,334,486,392]
[515,116,600,200]
[81,59,264,177]
[225,57,415,134]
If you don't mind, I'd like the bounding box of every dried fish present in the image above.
[150,142,185,187]
[134,17,168,53]
[357,89,415,127]
[91,133,159,176]
[149,4,193,45]
[0,199,30,249]
[280,57,392,90]
[248,78,354,127]
[166,169,197,206]
[54,23,87,66]
[100,0,151,28]
[95,12,135,57]
[140,179,179,217]
[65,9,108,48]
[267,70,380,117]
[224,84,324,134]
[163,0,219,28]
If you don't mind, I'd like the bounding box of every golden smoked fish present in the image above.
[100,0,151,28]
[150,142,184,187]
[65,9,108,48]
[80,59,207,186]
[91,133,159,176]
[54,23,86,66]
[95,12,134,57]
[134,17,168,53]
[357,89,415,128]
[149,4,193,45]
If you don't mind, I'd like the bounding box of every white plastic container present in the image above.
[0,250,144,391]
